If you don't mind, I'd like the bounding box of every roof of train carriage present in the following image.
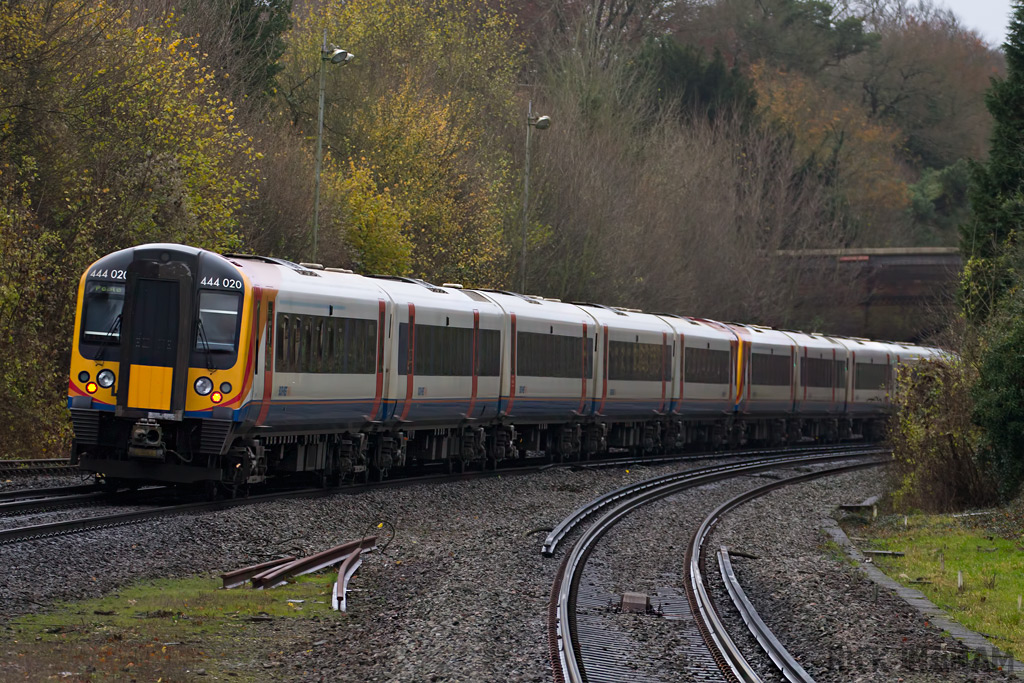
[468,290,597,326]
[223,253,389,300]
[779,329,850,354]
[723,322,794,349]
[654,314,739,341]
[654,315,738,344]
[573,302,676,334]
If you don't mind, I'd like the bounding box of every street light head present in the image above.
[532,115,551,130]
[324,45,355,64]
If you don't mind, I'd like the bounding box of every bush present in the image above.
[888,356,999,512]
[972,292,1024,499]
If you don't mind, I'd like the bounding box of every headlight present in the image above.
[219,382,232,394]
[96,370,115,388]
[194,376,213,396]
[78,371,90,383]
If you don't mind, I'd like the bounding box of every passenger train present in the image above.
[67,243,939,492]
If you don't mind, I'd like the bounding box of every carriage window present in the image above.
[274,313,378,374]
[836,359,848,390]
[801,356,834,388]
[608,341,665,382]
[855,362,889,391]
[516,331,588,378]
[276,314,290,371]
[477,328,501,377]
[751,352,791,386]
[684,347,731,384]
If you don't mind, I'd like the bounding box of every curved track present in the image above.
[0,443,876,546]
[687,460,881,683]
[547,446,887,683]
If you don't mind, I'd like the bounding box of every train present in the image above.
[67,243,940,494]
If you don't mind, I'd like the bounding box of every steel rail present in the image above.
[221,556,297,589]
[569,441,875,472]
[0,484,101,503]
[332,538,378,611]
[0,488,334,546]
[542,444,883,556]
[718,549,813,683]
[0,460,564,545]
[0,458,75,476]
[689,459,885,683]
[0,490,112,516]
[252,537,377,589]
[549,446,886,683]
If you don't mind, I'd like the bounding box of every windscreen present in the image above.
[80,282,126,358]
[192,290,242,369]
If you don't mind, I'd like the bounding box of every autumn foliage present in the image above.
[0,0,1006,458]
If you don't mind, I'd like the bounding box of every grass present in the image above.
[849,513,1024,660]
[1,573,345,681]
[820,537,858,568]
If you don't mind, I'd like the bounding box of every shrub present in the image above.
[888,356,999,512]
[972,291,1024,500]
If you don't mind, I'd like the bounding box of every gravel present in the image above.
[712,469,1018,682]
[0,459,1017,681]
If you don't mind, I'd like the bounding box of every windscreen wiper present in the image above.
[93,314,122,361]
[197,318,216,372]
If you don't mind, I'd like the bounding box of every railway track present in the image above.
[0,489,113,516]
[547,445,887,683]
[0,458,76,477]
[0,484,100,503]
[0,443,880,546]
[0,462,552,545]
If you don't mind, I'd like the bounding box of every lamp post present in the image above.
[313,30,355,263]
[520,100,551,292]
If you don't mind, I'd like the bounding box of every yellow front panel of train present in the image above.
[127,365,173,411]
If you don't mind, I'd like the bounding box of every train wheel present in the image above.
[223,481,248,499]
[98,477,123,493]
[202,480,219,501]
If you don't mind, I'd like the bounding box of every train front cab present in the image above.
[69,244,254,486]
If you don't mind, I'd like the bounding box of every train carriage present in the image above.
[241,257,391,434]
[654,315,737,449]
[572,304,677,454]
[468,290,597,459]
[782,331,851,441]
[371,278,506,469]
[728,324,796,417]
[67,243,944,490]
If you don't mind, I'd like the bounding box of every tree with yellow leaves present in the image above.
[278,0,522,286]
[0,0,260,457]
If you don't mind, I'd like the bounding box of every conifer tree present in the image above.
[964,2,1024,499]
[959,2,1024,323]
